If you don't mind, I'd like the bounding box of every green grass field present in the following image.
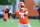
[0,18,40,27]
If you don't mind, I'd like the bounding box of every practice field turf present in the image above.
[0,18,40,27]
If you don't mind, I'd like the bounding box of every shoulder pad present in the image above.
[23,8,28,11]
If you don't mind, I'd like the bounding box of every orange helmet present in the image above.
[18,2,24,8]
[4,5,8,10]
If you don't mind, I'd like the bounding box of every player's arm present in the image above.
[10,13,16,17]
[24,10,28,16]
[10,10,19,17]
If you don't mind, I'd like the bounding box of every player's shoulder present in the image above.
[16,10,19,12]
[23,8,28,10]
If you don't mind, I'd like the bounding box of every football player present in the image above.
[4,5,9,21]
[9,8,13,22]
[34,3,40,22]
[13,2,31,27]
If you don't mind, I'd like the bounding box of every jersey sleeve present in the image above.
[15,11,21,19]
[24,8,28,15]
[15,11,20,17]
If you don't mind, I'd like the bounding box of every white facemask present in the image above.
[20,8,24,10]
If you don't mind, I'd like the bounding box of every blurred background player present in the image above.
[4,5,9,22]
[13,2,31,27]
[37,3,40,22]
[9,8,13,22]
[34,3,40,22]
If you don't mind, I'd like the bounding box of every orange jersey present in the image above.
[15,8,29,24]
